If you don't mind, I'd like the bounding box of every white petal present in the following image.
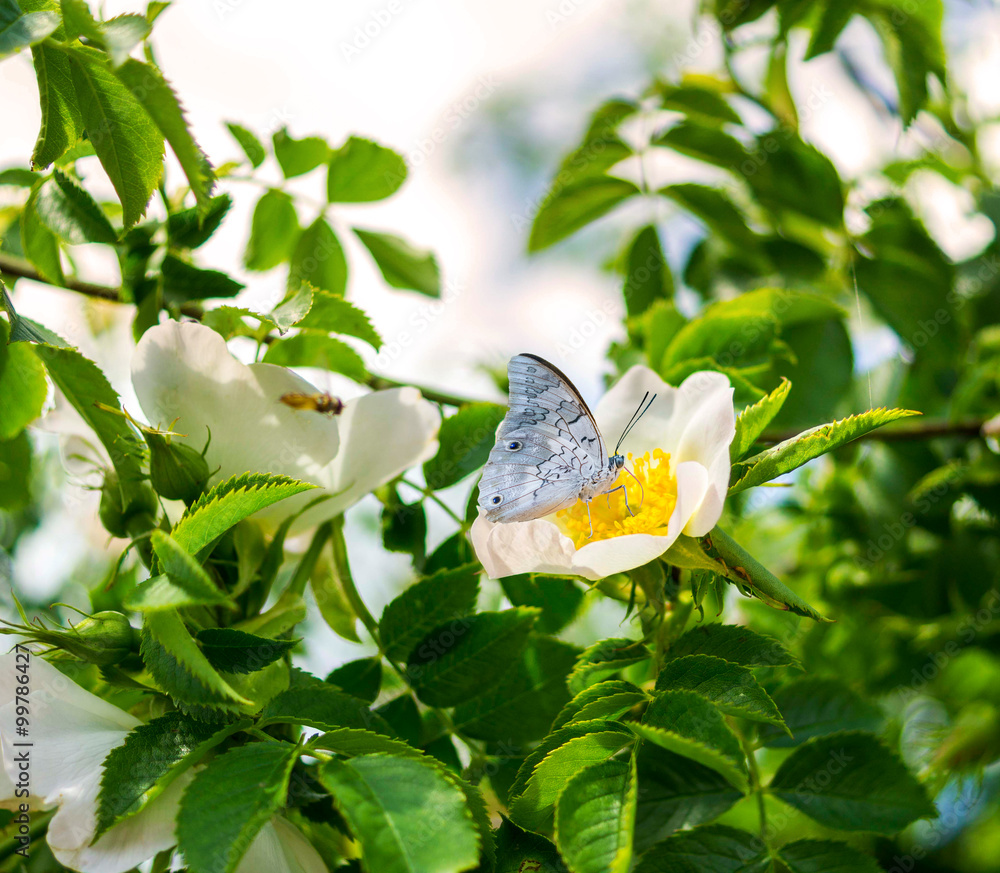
[236,817,329,873]
[131,322,339,485]
[49,771,191,873]
[470,515,577,578]
[293,387,440,529]
[594,365,677,456]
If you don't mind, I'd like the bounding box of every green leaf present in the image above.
[125,529,230,611]
[141,610,251,708]
[327,656,382,704]
[633,745,743,854]
[622,224,673,318]
[295,288,382,349]
[730,379,791,461]
[704,528,827,622]
[96,712,244,837]
[262,333,367,381]
[272,127,329,178]
[381,489,427,564]
[327,136,407,202]
[29,31,84,169]
[633,824,769,873]
[0,1,58,60]
[0,432,32,510]
[161,254,245,302]
[554,757,637,873]
[380,564,480,662]
[225,121,265,168]
[20,185,64,283]
[769,731,936,833]
[655,655,786,729]
[729,408,922,493]
[551,680,647,731]
[0,332,46,440]
[744,131,843,227]
[308,726,423,760]
[757,678,883,749]
[354,227,440,297]
[65,46,164,228]
[659,184,757,249]
[631,690,747,791]
[59,0,102,42]
[260,681,391,735]
[318,754,480,873]
[408,608,539,708]
[115,59,214,208]
[170,472,314,557]
[493,817,563,873]
[33,343,149,512]
[528,175,639,252]
[167,194,231,249]
[453,636,579,745]
[568,637,651,695]
[288,217,347,294]
[500,574,584,635]
[668,622,799,668]
[196,628,297,674]
[0,167,38,186]
[778,839,883,873]
[655,84,742,125]
[33,168,118,243]
[423,402,507,490]
[509,723,635,835]
[100,14,150,66]
[804,3,858,58]
[654,122,746,169]
[177,743,298,873]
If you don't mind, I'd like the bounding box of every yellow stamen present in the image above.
[556,449,678,549]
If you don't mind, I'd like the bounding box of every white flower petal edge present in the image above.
[470,366,734,581]
[132,321,340,484]
[236,816,329,873]
[0,654,180,873]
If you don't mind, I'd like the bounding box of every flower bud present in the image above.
[0,610,138,666]
[99,469,159,538]
[145,431,211,503]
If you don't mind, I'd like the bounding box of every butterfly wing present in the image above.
[478,354,609,523]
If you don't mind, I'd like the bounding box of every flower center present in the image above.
[556,449,678,549]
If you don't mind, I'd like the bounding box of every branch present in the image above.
[757,419,986,446]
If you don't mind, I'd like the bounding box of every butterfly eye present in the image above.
[491,495,503,505]
[506,440,522,451]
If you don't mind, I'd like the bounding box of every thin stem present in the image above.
[399,477,466,527]
[329,515,379,641]
[741,732,769,845]
[287,521,332,597]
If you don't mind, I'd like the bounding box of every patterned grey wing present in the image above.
[503,354,607,468]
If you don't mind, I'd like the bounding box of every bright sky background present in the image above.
[2,0,998,674]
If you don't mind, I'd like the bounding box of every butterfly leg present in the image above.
[601,484,636,518]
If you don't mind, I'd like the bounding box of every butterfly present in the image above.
[477,353,653,530]
[279,392,344,416]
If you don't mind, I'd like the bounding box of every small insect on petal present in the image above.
[279,392,345,416]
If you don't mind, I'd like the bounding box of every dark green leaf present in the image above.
[660,184,757,249]
[423,402,507,490]
[805,2,858,58]
[161,254,245,302]
[327,136,407,202]
[177,743,298,873]
[34,168,118,243]
[528,175,639,252]
[554,757,637,873]
[0,432,32,510]
[499,574,583,635]
[453,636,579,745]
[778,838,884,873]
[318,755,480,873]
[326,657,382,704]
[66,46,165,228]
[225,121,265,168]
[260,681,391,735]
[623,224,673,318]
[654,122,746,168]
[568,637,651,694]
[296,288,382,349]
[262,333,367,381]
[633,824,769,873]
[769,731,937,833]
[493,817,563,873]
[409,608,539,708]
[167,194,232,249]
[655,84,742,125]
[380,490,426,565]
[380,564,481,662]
[757,678,883,748]
[668,623,799,668]
[0,167,38,186]
[551,679,647,731]
[196,628,297,674]
[288,217,347,295]
[655,655,786,729]
[354,227,440,297]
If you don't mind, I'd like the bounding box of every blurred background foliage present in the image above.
[1,0,1000,871]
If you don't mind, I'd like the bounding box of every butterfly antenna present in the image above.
[623,464,645,512]
[614,392,657,456]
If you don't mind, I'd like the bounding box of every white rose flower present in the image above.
[130,321,440,528]
[471,367,735,580]
[0,652,187,873]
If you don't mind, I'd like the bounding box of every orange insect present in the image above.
[278,392,345,416]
